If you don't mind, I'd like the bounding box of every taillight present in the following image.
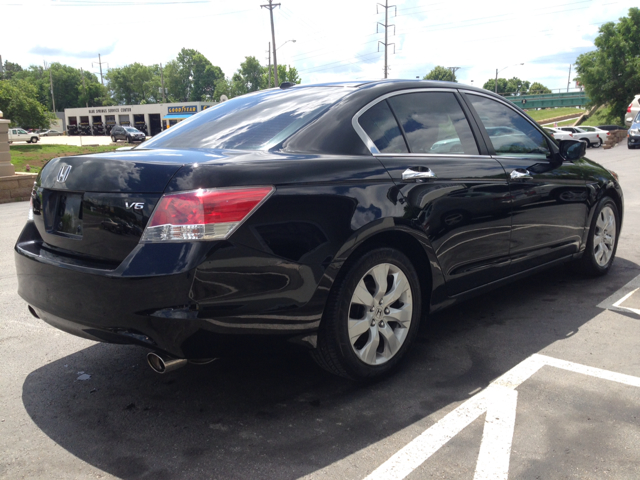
[628,103,632,113]
[569,133,573,137]
[141,186,274,242]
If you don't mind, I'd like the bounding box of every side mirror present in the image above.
[558,139,586,161]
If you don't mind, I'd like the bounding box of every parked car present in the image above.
[40,129,63,137]
[576,125,610,143]
[556,126,602,147]
[110,125,146,143]
[15,80,623,381]
[8,128,39,144]
[544,127,574,142]
[625,94,640,126]
[628,112,640,149]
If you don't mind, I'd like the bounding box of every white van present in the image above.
[8,128,39,144]
[625,94,640,126]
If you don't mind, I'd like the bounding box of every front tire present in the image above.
[311,248,422,381]
[575,197,619,276]
[111,136,117,143]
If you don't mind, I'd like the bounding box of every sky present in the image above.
[1,0,636,93]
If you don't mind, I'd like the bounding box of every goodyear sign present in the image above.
[201,105,213,111]
[167,105,198,114]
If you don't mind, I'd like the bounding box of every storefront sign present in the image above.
[168,105,198,114]
[88,107,132,114]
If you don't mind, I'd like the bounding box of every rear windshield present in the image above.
[141,87,350,151]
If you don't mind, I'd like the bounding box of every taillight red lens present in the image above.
[628,104,632,113]
[143,187,274,242]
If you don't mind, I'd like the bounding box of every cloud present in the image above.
[29,43,116,59]
[529,46,595,66]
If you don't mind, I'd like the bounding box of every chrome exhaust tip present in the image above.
[146,352,188,374]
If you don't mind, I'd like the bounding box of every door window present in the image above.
[387,92,479,155]
[358,100,409,153]
[466,94,550,158]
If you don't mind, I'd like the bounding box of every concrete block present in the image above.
[11,187,33,198]
[0,179,20,190]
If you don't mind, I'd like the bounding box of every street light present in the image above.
[495,63,524,93]
[277,39,296,51]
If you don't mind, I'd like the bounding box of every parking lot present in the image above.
[0,145,639,479]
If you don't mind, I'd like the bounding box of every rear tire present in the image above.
[574,197,619,276]
[311,247,422,381]
[579,137,591,148]
[111,136,117,143]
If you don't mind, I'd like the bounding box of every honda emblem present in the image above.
[56,165,72,183]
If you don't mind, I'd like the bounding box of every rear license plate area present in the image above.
[45,191,84,238]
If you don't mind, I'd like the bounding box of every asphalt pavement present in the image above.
[0,144,639,479]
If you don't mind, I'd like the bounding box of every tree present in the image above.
[0,79,52,128]
[231,56,264,94]
[423,66,457,82]
[529,82,552,95]
[575,7,640,123]
[13,63,110,110]
[106,63,162,104]
[1,61,23,80]
[265,64,301,87]
[505,77,530,95]
[163,48,225,102]
[483,78,508,93]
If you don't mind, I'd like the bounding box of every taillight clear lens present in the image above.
[141,186,274,242]
[28,196,33,221]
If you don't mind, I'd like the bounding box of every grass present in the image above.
[524,107,586,122]
[579,106,623,127]
[10,144,121,173]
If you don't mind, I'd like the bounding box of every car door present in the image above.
[354,89,512,296]
[462,93,589,272]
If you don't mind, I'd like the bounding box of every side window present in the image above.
[358,100,408,153]
[387,92,479,155]
[467,94,550,158]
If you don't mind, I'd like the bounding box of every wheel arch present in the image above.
[329,226,443,317]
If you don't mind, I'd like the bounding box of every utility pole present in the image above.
[377,0,396,79]
[267,42,273,88]
[81,68,88,107]
[92,54,108,86]
[160,63,167,102]
[44,61,56,113]
[261,0,281,86]
[567,64,572,93]
[447,66,461,82]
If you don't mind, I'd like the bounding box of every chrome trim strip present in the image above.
[374,153,494,159]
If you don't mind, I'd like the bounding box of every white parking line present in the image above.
[597,272,640,316]
[364,354,640,480]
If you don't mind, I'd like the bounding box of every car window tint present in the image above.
[358,100,408,153]
[467,94,549,158]
[142,87,350,151]
[387,92,479,155]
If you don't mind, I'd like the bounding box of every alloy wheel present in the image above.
[593,205,616,266]
[347,263,413,365]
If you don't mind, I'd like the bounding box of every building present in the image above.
[64,101,217,137]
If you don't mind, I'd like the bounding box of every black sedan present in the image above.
[15,80,623,381]
[110,125,146,143]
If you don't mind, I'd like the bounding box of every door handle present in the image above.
[510,168,532,181]
[402,167,437,181]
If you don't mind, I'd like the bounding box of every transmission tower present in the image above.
[92,54,108,86]
[377,0,396,79]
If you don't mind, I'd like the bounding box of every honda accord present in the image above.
[15,80,623,381]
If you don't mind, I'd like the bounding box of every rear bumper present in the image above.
[15,222,324,358]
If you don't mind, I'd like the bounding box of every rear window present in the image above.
[141,87,350,151]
